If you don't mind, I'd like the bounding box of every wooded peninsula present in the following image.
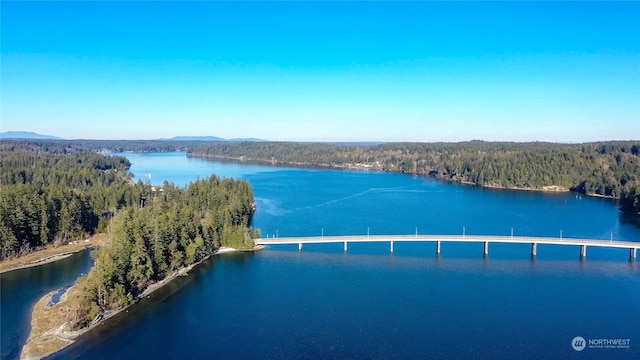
[1,141,259,359]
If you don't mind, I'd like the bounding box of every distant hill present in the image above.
[0,131,64,140]
[160,136,267,142]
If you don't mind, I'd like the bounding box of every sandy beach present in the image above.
[0,234,107,274]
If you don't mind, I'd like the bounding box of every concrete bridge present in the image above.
[255,234,639,259]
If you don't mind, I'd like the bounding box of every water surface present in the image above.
[1,251,94,360]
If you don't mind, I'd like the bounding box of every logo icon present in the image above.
[572,336,587,351]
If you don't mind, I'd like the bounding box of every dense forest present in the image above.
[65,175,257,329]
[0,139,187,154]
[1,141,259,329]
[189,141,640,216]
[0,141,258,257]
[0,147,146,259]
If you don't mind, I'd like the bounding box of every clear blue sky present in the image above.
[2,1,639,142]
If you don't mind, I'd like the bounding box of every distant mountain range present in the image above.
[0,131,64,140]
[0,132,267,142]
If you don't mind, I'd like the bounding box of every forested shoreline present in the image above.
[17,174,257,360]
[65,175,257,329]
[0,147,142,259]
[188,141,640,216]
[2,140,259,349]
[2,139,639,230]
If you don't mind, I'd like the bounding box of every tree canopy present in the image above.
[1,141,259,330]
[65,175,258,329]
[0,146,143,258]
[189,140,640,216]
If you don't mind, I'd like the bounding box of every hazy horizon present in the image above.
[2,2,639,142]
[3,130,639,145]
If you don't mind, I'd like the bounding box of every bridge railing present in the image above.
[254,233,639,259]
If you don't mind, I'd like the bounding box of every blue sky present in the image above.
[1,1,639,142]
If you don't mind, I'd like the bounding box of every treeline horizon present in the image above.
[189,140,640,216]
[2,139,639,217]
[0,141,259,260]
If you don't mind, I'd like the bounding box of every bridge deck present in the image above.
[256,234,640,250]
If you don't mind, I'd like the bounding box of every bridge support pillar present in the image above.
[631,248,637,259]
[580,244,587,257]
[298,242,302,251]
[531,243,537,257]
[436,241,441,255]
[390,241,394,253]
[344,241,348,252]
[484,241,489,255]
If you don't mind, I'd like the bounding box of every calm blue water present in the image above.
[3,152,639,359]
